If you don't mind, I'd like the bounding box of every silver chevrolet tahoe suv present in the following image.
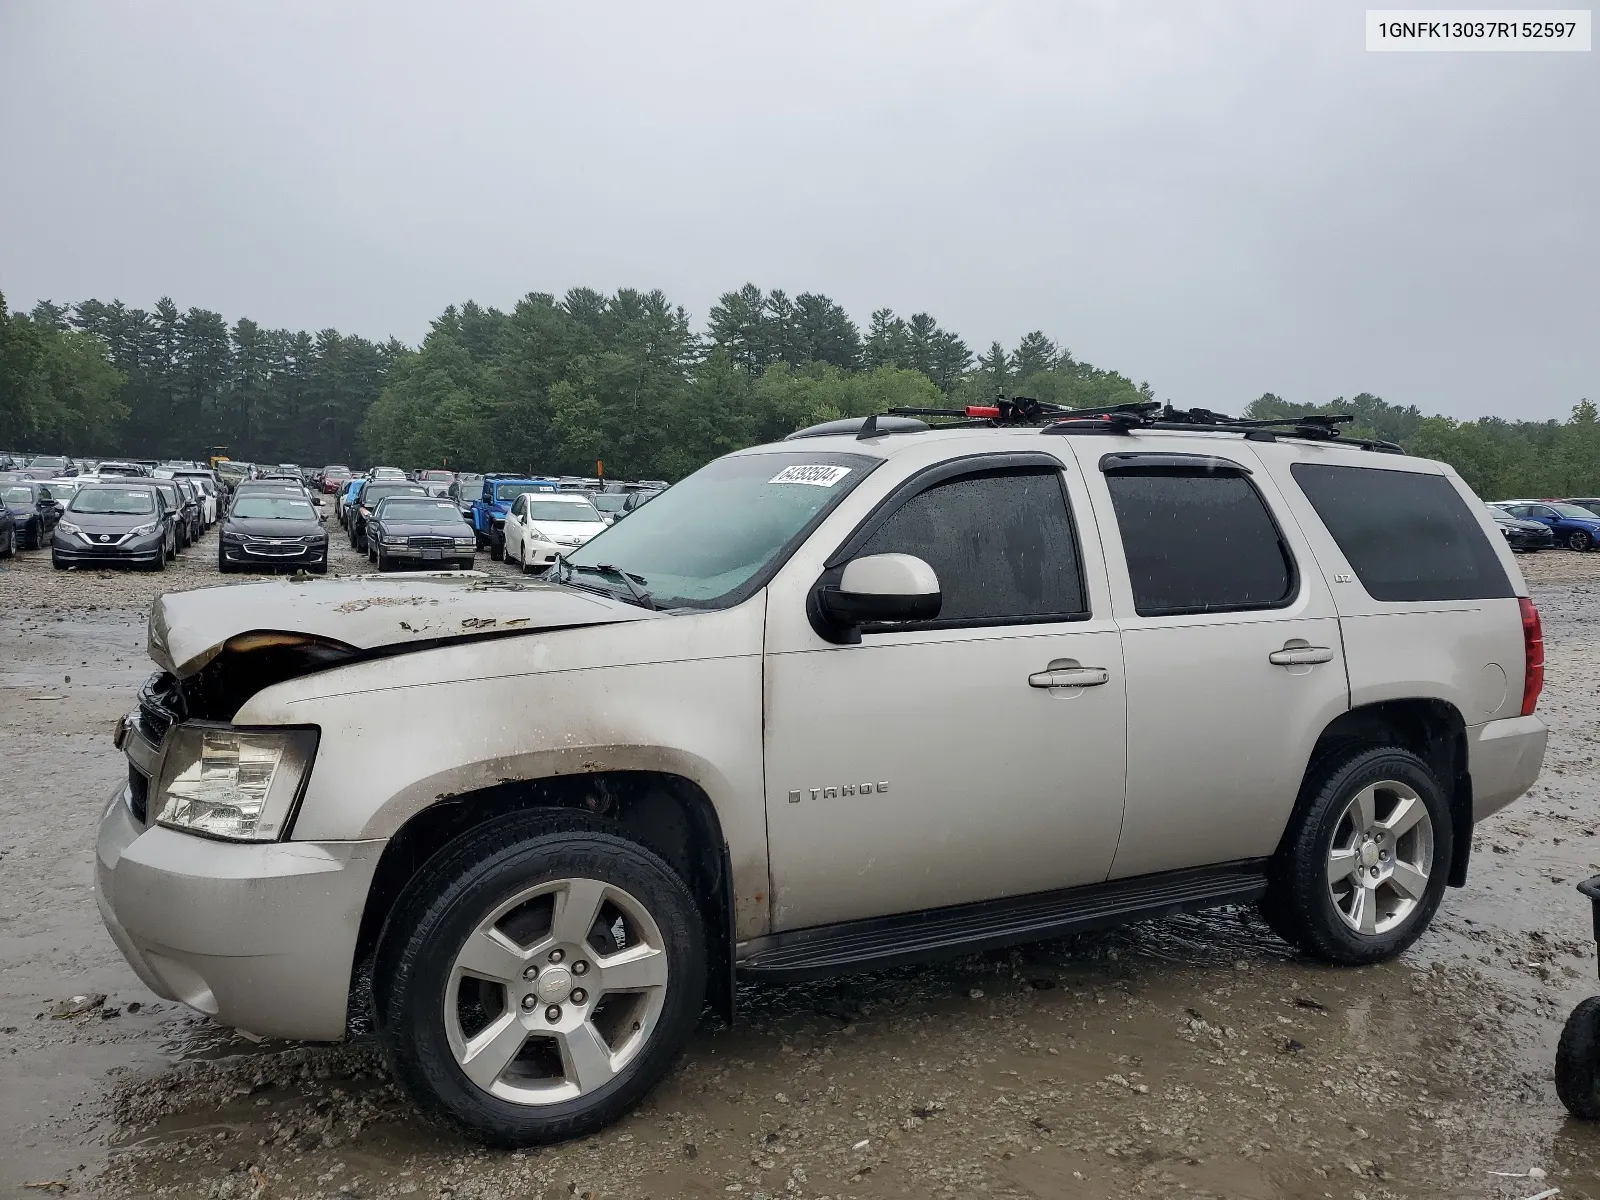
[96,409,1548,1145]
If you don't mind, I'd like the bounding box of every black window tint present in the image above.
[1291,464,1511,602]
[855,469,1085,624]
[1106,471,1294,616]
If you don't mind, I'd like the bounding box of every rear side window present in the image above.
[855,469,1086,625]
[1105,470,1295,617]
[1291,464,1512,602]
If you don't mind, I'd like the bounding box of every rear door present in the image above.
[1254,452,1526,725]
[1071,442,1351,880]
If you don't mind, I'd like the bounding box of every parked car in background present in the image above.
[218,492,328,574]
[25,455,74,477]
[1489,509,1556,552]
[1491,501,1600,551]
[172,471,220,525]
[371,466,408,481]
[448,474,484,522]
[348,481,429,552]
[153,479,201,547]
[320,465,353,494]
[0,497,15,557]
[44,478,82,510]
[2,480,64,549]
[1562,497,1600,519]
[469,475,560,559]
[336,477,364,525]
[414,469,454,487]
[52,482,174,570]
[174,479,206,543]
[502,491,608,573]
[366,495,477,571]
[95,461,150,478]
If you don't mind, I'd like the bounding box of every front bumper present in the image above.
[525,536,584,567]
[94,781,383,1041]
[1469,714,1548,822]
[53,529,164,564]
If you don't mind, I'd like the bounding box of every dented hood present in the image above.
[149,572,652,677]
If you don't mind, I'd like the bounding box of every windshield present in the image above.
[492,483,556,502]
[2,485,35,505]
[232,496,317,520]
[378,499,463,521]
[529,499,601,523]
[591,494,626,513]
[28,457,67,468]
[362,485,425,506]
[563,451,878,608]
[71,487,156,515]
[1549,504,1597,519]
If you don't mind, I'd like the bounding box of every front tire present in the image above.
[1261,746,1451,965]
[1557,996,1600,1119]
[1569,530,1593,552]
[373,811,707,1147]
[489,530,504,561]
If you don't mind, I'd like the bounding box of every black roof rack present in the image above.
[784,396,1406,454]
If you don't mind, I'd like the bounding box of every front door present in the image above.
[762,455,1128,932]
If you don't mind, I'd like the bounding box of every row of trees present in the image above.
[5,292,398,463]
[2,285,1592,500]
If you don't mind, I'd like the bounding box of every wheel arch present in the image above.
[1286,698,1472,887]
[354,769,736,1025]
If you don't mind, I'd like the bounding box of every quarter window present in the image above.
[854,468,1087,625]
[1106,469,1295,617]
[1291,464,1512,602]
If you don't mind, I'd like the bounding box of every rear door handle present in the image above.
[1268,645,1335,667]
[1028,667,1110,689]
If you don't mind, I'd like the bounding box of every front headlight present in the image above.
[382,535,406,547]
[58,520,84,537]
[454,536,476,548]
[129,521,158,537]
[153,725,318,841]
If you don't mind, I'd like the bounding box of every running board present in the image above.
[736,861,1268,983]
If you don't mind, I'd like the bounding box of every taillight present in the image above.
[1519,596,1543,716]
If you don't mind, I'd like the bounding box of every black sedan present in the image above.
[347,481,427,553]
[0,501,13,558]
[365,496,478,571]
[1,480,64,549]
[52,483,176,570]
[218,493,329,574]
[1491,511,1556,552]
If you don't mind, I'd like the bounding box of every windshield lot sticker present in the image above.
[769,465,852,487]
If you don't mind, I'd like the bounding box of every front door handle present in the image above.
[1269,645,1335,667]
[1028,666,1110,689]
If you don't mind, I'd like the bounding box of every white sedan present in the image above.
[502,493,608,573]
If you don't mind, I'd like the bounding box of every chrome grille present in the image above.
[407,535,455,549]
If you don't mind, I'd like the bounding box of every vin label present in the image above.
[1367,9,1591,50]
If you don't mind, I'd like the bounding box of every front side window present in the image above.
[852,468,1086,626]
[1106,469,1294,617]
[1292,464,1511,602]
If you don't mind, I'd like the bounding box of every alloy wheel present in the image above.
[1326,780,1433,936]
[444,876,670,1105]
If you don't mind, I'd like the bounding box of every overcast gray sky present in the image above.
[1,0,1594,419]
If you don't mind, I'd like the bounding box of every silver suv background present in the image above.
[95,405,1547,1145]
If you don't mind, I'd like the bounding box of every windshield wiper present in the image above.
[558,560,656,610]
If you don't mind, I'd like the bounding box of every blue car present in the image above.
[470,475,559,559]
[1492,500,1600,552]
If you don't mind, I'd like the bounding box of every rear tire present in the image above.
[1556,996,1600,1119]
[1261,746,1451,965]
[373,810,707,1147]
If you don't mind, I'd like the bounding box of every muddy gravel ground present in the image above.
[3,527,1599,1199]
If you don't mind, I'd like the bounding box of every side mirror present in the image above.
[813,553,941,643]
[52,501,65,514]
